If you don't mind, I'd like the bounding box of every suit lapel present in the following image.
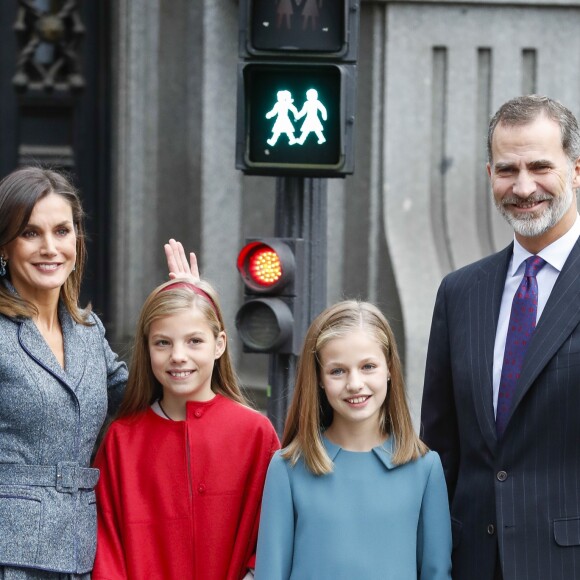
[508,239,580,422]
[470,244,513,454]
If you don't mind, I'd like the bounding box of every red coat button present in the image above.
[198,483,206,494]
[194,409,202,418]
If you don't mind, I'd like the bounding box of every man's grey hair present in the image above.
[487,95,580,165]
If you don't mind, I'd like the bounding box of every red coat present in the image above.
[92,394,279,580]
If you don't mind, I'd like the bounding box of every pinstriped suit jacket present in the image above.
[421,240,580,580]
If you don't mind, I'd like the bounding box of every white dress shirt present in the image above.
[492,214,580,414]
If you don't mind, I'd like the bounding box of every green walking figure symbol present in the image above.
[265,90,299,146]
[295,89,327,144]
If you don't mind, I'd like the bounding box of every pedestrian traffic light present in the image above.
[236,0,359,177]
[236,62,356,176]
[239,0,358,60]
[235,238,305,354]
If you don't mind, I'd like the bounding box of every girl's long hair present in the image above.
[116,279,247,419]
[281,300,427,475]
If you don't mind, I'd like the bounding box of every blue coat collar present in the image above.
[322,434,396,470]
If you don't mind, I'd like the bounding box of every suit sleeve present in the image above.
[421,277,460,500]
[417,452,452,580]
[92,428,128,580]
[254,452,295,580]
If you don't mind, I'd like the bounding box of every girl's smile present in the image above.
[344,395,371,406]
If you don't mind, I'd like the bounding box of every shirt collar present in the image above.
[510,213,580,276]
[322,434,396,470]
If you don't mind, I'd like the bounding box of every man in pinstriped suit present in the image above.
[421,95,580,580]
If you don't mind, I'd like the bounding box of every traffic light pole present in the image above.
[267,176,327,435]
[236,0,358,434]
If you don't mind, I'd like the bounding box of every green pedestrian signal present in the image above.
[237,62,355,176]
[266,88,327,147]
[236,0,359,177]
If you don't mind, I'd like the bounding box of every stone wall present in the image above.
[110,0,580,423]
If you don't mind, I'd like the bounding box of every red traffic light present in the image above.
[237,240,295,293]
[236,237,304,354]
[247,246,282,287]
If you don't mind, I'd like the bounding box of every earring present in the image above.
[0,256,6,277]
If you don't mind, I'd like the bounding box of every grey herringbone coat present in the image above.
[0,296,127,574]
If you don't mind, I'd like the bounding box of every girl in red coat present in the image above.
[92,278,280,580]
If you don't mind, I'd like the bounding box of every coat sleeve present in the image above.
[254,452,295,580]
[92,428,128,580]
[244,423,281,572]
[417,452,452,580]
[92,313,128,416]
[421,277,460,501]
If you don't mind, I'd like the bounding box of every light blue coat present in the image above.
[0,289,127,574]
[255,437,452,580]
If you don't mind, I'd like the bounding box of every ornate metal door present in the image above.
[0,0,112,317]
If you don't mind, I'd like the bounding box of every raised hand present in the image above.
[164,238,200,283]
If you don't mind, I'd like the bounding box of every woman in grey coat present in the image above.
[0,168,196,579]
[0,167,177,579]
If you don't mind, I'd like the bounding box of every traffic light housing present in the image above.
[236,238,305,354]
[236,0,359,177]
[239,0,358,60]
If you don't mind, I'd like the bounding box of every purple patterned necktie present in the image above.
[496,255,546,438]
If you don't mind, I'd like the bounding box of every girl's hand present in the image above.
[164,239,200,283]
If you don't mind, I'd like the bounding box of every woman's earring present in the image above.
[0,256,6,277]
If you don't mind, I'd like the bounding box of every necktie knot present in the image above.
[524,255,546,278]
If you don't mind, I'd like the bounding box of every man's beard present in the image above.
[495,178,575,238]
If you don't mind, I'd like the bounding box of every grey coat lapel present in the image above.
[508,239,580,421]
[17,304,87,392]
[60,304,87,389]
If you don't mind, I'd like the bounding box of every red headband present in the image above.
[159,281,218,316]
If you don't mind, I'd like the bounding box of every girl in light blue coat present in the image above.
[255,301,452,580]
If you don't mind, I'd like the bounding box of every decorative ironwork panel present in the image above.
[13,0,85,92]
[1,0,112,317]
